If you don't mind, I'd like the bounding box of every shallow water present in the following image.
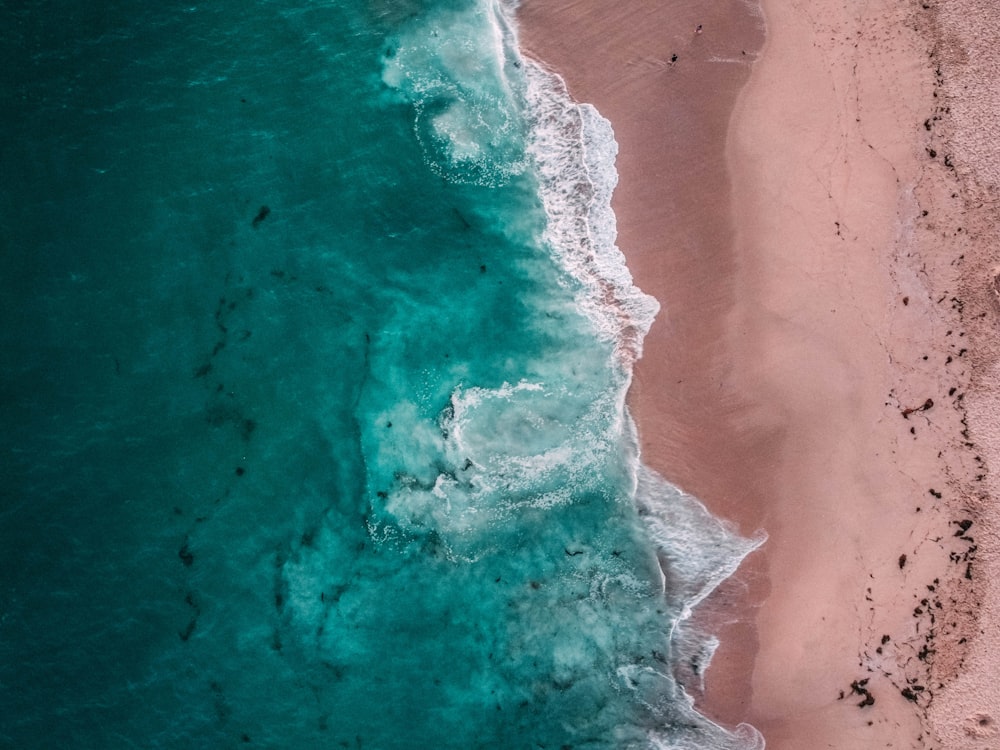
[0,1,761,746]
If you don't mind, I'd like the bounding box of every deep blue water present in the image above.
[0,1,762,747]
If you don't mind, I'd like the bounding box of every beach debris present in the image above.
[695,24,703,34]
[849,679,875,708]
[953,519,973,536]
[899,553,908,569]
[901,398,934,418]
[929,488,942,498]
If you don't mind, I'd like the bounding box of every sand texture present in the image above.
[519,0,1000,747]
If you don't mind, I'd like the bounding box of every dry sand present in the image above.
[518,0,1000,748]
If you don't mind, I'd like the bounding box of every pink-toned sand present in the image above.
[518,0,1000,747]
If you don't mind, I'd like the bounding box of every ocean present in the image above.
[0,0,763,747]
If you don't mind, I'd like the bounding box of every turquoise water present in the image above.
[0,0,762,747]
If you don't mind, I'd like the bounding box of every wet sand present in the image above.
[519,0,1000,747]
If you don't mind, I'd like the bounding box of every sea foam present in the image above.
[381,1,528,186]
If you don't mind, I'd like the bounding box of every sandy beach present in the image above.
[519,0,1000,747]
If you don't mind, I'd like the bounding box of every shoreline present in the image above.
[517,0,771,730]
[519,0,1000,747]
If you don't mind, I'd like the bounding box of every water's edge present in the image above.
[502,1,767,746]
